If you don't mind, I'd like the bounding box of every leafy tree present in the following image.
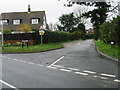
[77,23,86,39]
[81,2,110,40]
[17,24,32,33]
[99,22,113,43]
[112,16,120,45]
[58,13,77,33]
[99,16,120,45]
[60,1,111,40]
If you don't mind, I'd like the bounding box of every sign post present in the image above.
[39,25,45,45]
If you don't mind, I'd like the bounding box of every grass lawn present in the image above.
[94,40,120,60]
[2,43,64,53]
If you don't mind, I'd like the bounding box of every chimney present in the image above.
[28,4,31,13]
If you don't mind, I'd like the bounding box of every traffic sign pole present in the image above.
[39,25,45,45]
[41,35,43,45]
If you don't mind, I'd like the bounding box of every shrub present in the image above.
[99,16,120,45]
[3,28,12,34]
[17,24,32,33]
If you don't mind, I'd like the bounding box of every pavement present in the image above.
[1,39,120,89]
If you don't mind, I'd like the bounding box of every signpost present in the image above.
[39,25,45,44]
[22,40,29,48]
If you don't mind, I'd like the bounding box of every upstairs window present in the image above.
[13,19,21,25]
[0,19,9,25]
[31,18,40,24]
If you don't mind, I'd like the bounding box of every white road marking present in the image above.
[27,62,35,65]
[13,59,19,61]
[60,69,72,72]
[114,79,120,83]
[99,76,108,80]
[100,73,116,78]
[75,72,88,76]
[68,68,79,71]
[36,64,44,67]
[47,66,57,69]
[78,43,80,45]
[49,56,64,66]
[83,70,96,74]
[52,65,65,68]
[93,75,98,78]
[0,80,19,89]
[19,60,26,63]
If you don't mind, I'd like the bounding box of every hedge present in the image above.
[3,30,83,45]
[35,30,82,44]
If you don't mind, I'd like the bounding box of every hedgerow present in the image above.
[35,30,82,44]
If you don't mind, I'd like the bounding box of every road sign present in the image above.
[39,25,44,31]
[39,32,45,36]
[22,40,28,42]
[39,25,45,45]
[39,30,44,33]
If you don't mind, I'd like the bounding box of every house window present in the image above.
[31,18,40,24]
[0,19,8,25]
[13,19,21,25]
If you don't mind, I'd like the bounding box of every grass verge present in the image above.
[2,43,64,53]
[94,40,120,60]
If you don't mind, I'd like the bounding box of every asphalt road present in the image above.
[1,40,120,89]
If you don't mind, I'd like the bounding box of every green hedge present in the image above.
[35,30,82,44]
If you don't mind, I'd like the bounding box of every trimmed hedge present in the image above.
[3,30,82,45]
[35,30,82,44]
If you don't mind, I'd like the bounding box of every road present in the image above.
[1,40,120,89]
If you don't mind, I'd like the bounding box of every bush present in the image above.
[99,16,120,45]
[17,24,32,33]
[86,34,94,39]
[3,28,12,34]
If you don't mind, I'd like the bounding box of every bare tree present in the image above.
[49,23,58,31]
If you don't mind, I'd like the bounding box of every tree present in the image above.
[17,24,32,33]
[99,16,120,45]
[49,23,58,31]
[77,23,86,39]
[58,13,77,33]
[59,1,111,40]
[81,2,110,40]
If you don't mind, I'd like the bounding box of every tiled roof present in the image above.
[1,11,47,31]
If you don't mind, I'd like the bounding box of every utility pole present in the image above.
[0,14,4,49]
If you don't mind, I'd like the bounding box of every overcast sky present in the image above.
[0,0,119,29]
[0,0,73,23]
